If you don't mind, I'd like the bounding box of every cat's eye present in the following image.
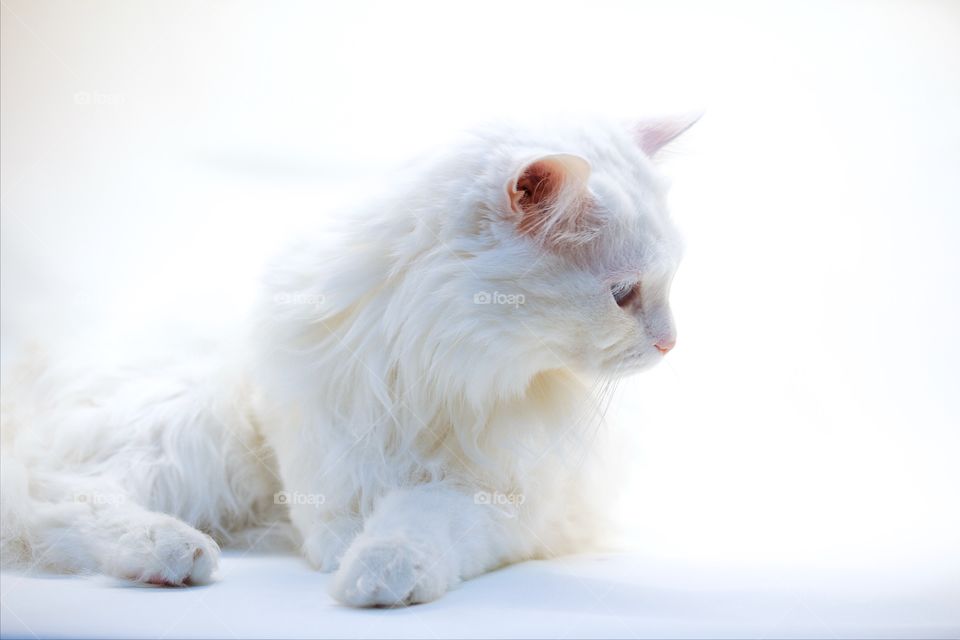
[611,282,640,308]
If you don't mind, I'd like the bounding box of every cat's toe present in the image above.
[329,537,448,607]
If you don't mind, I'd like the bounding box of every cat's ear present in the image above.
[633,113,701,157]
[508,153,598,246]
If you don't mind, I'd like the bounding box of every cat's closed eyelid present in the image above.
[604,269,642,286]
[611,281,641,307]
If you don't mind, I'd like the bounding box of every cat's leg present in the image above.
[27,492,220,585]
[329,483,530,606]
[268,438,363,572]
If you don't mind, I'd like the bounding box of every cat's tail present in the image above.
[0,456,84,572]
[0,344,84,571]
[1,347,36,567]
[0,453,35,568]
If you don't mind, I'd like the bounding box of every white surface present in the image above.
[2,552,958,639]
[2,1,959,638]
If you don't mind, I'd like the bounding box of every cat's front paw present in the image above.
[329,537,451,607]
[106,516,220,586]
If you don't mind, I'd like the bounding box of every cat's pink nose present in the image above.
[655,337,676,354]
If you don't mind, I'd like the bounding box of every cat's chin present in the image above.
[595,351,664,378]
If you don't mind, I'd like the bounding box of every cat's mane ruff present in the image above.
[250,124,617,523]
[251,228,607,506]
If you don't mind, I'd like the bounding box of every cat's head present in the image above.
[451,116,697,381]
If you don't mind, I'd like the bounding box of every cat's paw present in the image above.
[107,516,220,586]
[329,537,450,607]
[302,518,361,573]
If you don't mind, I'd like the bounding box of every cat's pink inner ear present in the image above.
[633,114,701,157]
[509,153,590,228]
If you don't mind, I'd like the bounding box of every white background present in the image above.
[2,1,958,637]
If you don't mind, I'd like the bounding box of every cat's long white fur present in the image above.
[0,117,692,605]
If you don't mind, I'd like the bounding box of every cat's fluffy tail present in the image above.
[0,453,34,568]
[1,346,55,569]
[0,345,99,572]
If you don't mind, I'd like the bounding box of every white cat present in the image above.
[0,116,696,606]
